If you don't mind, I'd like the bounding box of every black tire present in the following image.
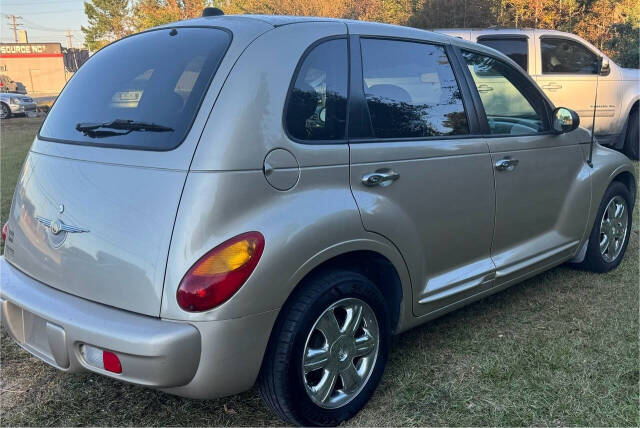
[579,181,633,273]
[258,269,391,426]
[0,102,10,120]
[623,109,639,160]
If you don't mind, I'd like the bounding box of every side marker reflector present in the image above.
[103,350,122,373]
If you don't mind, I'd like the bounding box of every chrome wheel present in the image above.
[302,297,379,409]
[0,103,9,119]
[599,195,628,263]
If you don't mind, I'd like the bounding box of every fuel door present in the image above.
[263,148,300,191]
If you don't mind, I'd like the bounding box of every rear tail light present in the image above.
[2,222,7,242]
[177,231,265,312]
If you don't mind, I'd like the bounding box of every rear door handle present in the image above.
[495,157,519,171]
[362,169,400,187]
[542,83,562,90]
[477,84,494,93]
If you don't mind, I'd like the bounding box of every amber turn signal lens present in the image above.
[192,239,256,276]
[177,232,265,312]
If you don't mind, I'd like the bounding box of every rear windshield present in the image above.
[39,27,230,150]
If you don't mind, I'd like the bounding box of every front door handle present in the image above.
[477,84,494,93]
[542,83,562,91]
[362,169,400,187]
[495,157,519,171]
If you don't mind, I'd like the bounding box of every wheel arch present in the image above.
[281,239,414,335]
[611,170,637,207]
[621,94,639,124]
[294,250,403,331]
[622,99,639,138]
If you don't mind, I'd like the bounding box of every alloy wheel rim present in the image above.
[301,297,379,409]
[0,104,8,119]
[599,195,628,263]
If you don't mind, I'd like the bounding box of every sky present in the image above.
[1,0,88,48]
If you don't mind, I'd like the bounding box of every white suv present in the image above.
[435,28,639,159]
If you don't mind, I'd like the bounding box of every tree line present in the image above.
[82,0,639,68]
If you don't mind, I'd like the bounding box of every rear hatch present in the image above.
[3,24,259,316]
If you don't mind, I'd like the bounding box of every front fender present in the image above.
[585,144,636,239]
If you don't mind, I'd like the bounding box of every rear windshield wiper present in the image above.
[76,119,174,138]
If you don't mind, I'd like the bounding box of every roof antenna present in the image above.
[587,57,602,168]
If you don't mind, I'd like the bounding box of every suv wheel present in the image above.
[259,269,390,426]
[623,109,638,160]
[0,102,10,120]
[580,181,633,272]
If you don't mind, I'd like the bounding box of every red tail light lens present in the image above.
[102,350,122,374]
[2,222,7,242]
[177,231,265,312]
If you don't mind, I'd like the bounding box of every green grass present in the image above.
[0,117,37,253]
[1,116,638,426]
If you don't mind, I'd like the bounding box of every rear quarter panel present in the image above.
[161,168,412,323]
[162,22,413,323]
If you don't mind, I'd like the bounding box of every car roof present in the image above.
[174,14,495,51]
[171,14,348,29]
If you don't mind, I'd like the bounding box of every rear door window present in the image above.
[541,38,599,74]
[39,27,230,150]
[285,38,349,141]
[360,38,469,139]
[477,37,528,71]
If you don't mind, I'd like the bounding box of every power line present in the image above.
[20,17,82,32]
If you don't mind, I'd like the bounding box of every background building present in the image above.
[0,42,88,96]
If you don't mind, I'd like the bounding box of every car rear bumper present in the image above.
[0,256,279,398]
[0,256,201,388]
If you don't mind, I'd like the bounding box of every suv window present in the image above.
[40,27,230,150]
[477,37,528,71]
[285,39,348,141]
[360,38,469,139]
[541,38,599,74]
[462,51,548,135]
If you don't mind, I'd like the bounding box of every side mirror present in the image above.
[552,107,580,134]
[600,59,611,76]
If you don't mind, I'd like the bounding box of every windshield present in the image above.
[39,27,230,150]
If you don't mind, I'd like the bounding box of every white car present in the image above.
[0,92,37,119]
[435,28,640,159]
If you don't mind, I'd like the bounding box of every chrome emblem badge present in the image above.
[58,204,64,214]
[50,220,62,235]
[36,217,89,235]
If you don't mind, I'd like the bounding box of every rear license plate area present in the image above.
[2,301,68,368]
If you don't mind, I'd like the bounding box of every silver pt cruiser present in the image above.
[1,11,636,426]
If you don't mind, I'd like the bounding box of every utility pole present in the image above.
[6,15,24,43]
[66,29,73,49]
